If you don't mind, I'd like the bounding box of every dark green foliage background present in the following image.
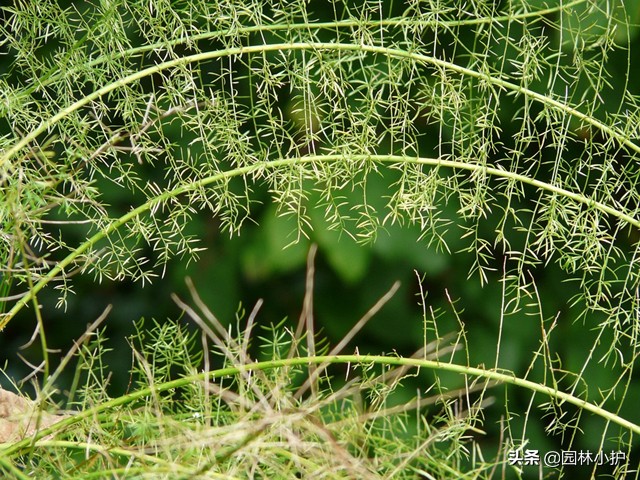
[1,0,640,477]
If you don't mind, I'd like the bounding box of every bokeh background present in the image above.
[1,0,639,477]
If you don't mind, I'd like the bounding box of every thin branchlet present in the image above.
[0,0,639,477]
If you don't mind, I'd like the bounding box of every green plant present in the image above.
[1,0,639,477]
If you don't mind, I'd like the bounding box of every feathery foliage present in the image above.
[1,0,639,477]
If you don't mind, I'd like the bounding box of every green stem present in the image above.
[29,440,193,474]
[16,0,588,101]
[1,353,637,458]
[2,38,638,170]
[2,154,636,331]
[0,456,30,480]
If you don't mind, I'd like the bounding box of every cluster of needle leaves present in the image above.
[1,0,640,477]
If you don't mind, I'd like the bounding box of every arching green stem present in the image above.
[2,154,636,331]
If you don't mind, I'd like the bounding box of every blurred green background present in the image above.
[1,0,639,477]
